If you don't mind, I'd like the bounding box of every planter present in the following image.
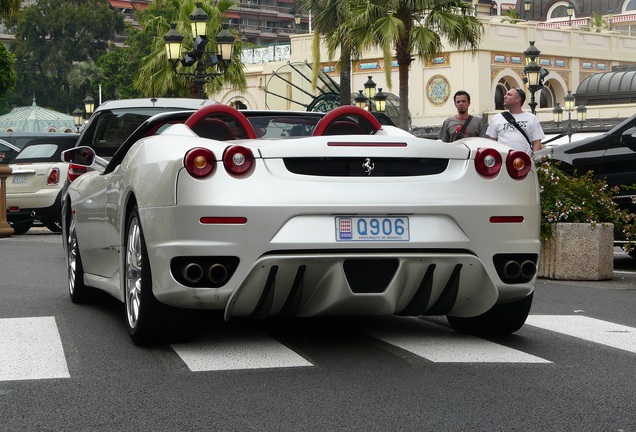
[539,222,614,281]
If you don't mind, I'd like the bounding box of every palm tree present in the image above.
[350,0,483,130]
[588,12,609,33]
[500,8,523,24]
[68,60,104,97]
[299,0,359,106]
[133,0,245,98]
[0,0,20,22]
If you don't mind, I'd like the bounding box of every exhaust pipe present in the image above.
[182,263,204,284]
[503,260,521,280]
[520,260,537,279]
[208,263,228,285]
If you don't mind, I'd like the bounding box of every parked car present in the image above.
[534,113,636,252]
[62,104,540,345]
[5,134,79,234]
[0,139,20,164]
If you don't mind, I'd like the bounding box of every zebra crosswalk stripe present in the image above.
[0,316,70,381]
[359,316,551,363]
[525,315,636,354]
[171,329,313,371]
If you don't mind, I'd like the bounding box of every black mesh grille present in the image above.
[283,157,449,177]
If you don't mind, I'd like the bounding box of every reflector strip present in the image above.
[327,142,407,147]
[200,217,247,224]
[490,216,525,223]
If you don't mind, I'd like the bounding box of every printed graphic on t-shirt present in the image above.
[503,121,528,131]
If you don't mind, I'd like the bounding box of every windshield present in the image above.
[82,107,180,157]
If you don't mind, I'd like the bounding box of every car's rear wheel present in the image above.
[447,293,533,335]
[125,206,176,345]
[10,218,33,235]
[44,219,63,233]
[67,217,91,303]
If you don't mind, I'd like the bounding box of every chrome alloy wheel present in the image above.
[125,216,143,331]
[67,219,79,296]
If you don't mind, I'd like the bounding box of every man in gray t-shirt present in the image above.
[438,90,487,142]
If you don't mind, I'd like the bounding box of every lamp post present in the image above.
[523,41,544,115]
[72,108,83,132]
[553,90,585,142]
[294,13,301,33]
[566,2,574,26]
[491,1,498,15]
[83,95,95,118]
[354,90,368,109]
[374,88,387,113]
[608,9,613,30]
[363,76,377,101]
[524,0,531,20]
[163,3,236,99]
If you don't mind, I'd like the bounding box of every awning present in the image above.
[222,12,240,19]
[109,0,133,9]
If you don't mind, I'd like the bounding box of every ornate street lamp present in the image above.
[564,90,575,112]
[163,3,236,99]
[567,2,574,26]
[608,9,614,31]
[523,41,545,115]
[524,41,540,65]
[577,104,587,123]
[72,108,83,132]
[294,13,301,33]
[363,76,376,100]
[552,103,563,124]
[83,95,95,117]
[555,90,585,142]
[524,0,531,20]
[354,90,368,109]
[374,88,387,113]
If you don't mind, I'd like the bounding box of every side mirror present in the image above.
[62,146,95,167]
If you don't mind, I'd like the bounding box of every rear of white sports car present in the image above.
[136,130,540,335]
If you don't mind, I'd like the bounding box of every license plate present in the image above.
[11,175,27,184]
[335,216,410,241]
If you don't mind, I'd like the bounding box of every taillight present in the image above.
[474,148,502,178]
[67,164,87,182]
[506,150,532,179]
[184,147,216,178]
[46,167,60,185]
[223,145,254,176]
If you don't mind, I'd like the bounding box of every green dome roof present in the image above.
[0,98,77,133]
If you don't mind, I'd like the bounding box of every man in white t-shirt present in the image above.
[486,87,544,154]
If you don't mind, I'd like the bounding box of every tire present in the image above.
[67,217,92,303]
[44,219,63,233]
[447,293,533,335]
[124,206,176,345]
[10,218,33,235]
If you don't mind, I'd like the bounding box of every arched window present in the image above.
[539,82,556,109]
[546,1,573,20]
[625,0,636,12]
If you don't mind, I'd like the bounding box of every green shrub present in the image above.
[536,155,635,252]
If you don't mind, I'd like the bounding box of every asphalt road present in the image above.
[1,230,635,432]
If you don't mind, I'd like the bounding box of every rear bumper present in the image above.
[6,189,63,222]
[138,204,539,319]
